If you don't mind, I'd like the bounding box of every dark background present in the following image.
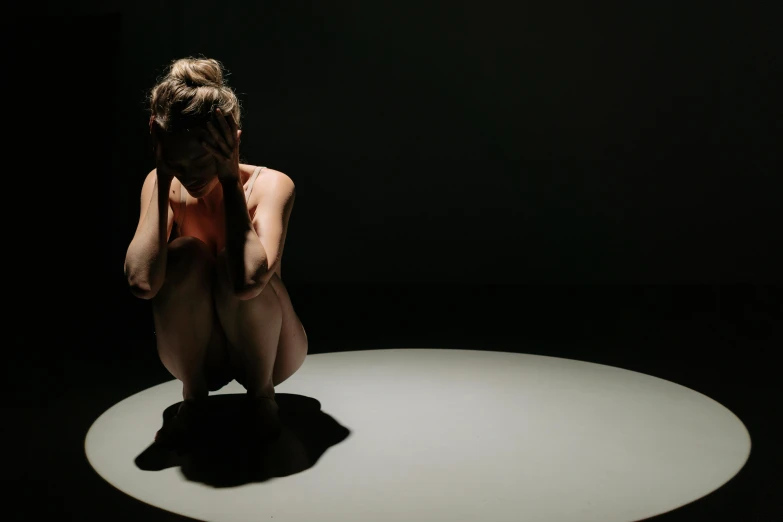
[5,2,781,521]
[112,1,781,287]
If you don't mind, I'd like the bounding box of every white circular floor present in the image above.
[85,349,750,522]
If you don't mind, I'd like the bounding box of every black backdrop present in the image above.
[4,0,779,388]
[110,1,780,290]
[3,4,778,394]
[101,2,781,349]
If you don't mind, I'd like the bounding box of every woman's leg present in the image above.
[213,250,283,401]
[213,253,309,400]
[151,236,228,402]
[267,272,309,387]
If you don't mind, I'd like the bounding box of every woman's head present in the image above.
[148,57,242,194]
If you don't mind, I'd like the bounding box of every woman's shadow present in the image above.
[134,393,350,488]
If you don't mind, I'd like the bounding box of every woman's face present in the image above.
[162,127,219,197]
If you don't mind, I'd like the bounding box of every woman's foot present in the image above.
[244,395,282,441]
[154,399,208,449]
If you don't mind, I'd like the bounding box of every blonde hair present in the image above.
[148,56,242,133]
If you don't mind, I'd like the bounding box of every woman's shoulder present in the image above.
[246,165,295,194]
[243,164,291,183]
[245,166,295,213]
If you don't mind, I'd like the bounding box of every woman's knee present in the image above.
[169,235,213,261]
[165,236,215,283]
[166,236,215,271]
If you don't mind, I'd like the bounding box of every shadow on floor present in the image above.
[134,393,351,488]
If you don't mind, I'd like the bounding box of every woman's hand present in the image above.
[201,108,243,182]
[151,122,180,181]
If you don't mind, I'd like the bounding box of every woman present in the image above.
[124,57,308,447]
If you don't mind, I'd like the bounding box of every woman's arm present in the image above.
[220,177,269,300]
[201,108,269,300]
[124,170,174,299]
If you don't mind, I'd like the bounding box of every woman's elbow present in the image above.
[128,278,161,299]
[233,269,271,300]
[235,280,265,301]
[233,261,270,300]
[125,266,161,300]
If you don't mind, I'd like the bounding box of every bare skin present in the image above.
[124,109,308,441]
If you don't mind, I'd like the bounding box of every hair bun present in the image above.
[168,57,224,88]
[149,56,241,133]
